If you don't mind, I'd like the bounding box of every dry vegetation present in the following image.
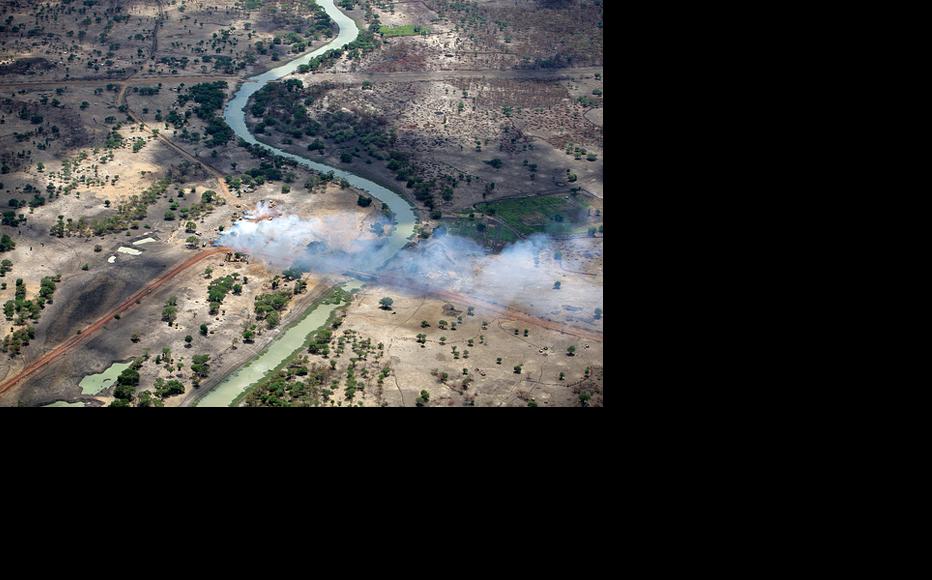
[0,0,603,407]
[240,283,603,407]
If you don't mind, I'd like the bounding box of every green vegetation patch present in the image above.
[378,24,429,37]
[442,218,518,249]
[3,276,59,349]
[207,274,239,314]
[174,82,233,146]
[254,290,293,328]
[476,194,600,237]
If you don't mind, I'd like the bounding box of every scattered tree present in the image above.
[190,354,211,378]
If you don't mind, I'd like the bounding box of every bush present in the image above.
[191,354,211,377]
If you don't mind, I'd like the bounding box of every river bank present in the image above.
[192,282,356,407]
[188,0,418,406]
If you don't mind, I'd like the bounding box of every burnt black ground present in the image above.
[7,241,189,406]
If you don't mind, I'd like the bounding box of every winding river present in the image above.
[193,0,416,407]
[223,0,416,265]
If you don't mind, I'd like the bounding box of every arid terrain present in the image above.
[0,0,603,408]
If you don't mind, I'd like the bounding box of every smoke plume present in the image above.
[218,204,603,322]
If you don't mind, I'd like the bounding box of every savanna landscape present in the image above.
[0,0,603,408]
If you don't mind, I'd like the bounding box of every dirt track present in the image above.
[117,81,236,205]
[0,74,239,90]
[304,66,603,86]
[347,271,603,342]
[0,247,231,400]
[432,288,604,342]
[0,66,600,90]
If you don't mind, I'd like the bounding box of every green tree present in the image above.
[162,296,178,324]
[0,234,15,252]
[191,354,211,378]
[113,383,136,401]
[379,297,393,310]
[155,378,185,399]
[116,367,140,387]
[137,391,164,407]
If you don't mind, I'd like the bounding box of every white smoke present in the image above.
[385,232,603,323]
[243,200,281,221]
[219,205,392,271]
[218,204,603,323]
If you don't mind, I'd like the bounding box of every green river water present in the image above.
[66,1,415,408]
[190,0,417,407]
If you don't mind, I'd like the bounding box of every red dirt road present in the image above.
[0,247,231,400]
